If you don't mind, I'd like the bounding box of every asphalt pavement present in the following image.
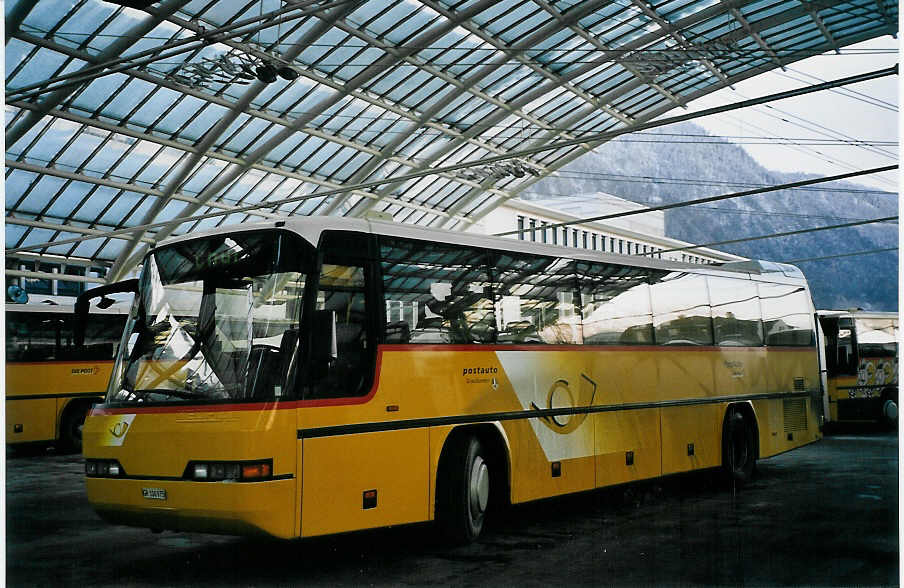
[6,428,898,586]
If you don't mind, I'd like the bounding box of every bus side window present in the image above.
[492,252,580,345]
[575,261,660,345]
[651,273,714,346]
[759,283,815,347]
[5,312,62,362]
[379,236,494,344]
[708,276,764,347]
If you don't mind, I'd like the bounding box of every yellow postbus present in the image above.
[82,217,822,542]
[6,303,127,453]
[816,310,898,427]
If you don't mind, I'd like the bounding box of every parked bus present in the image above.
[82,217,822,542]
[816,310,898,427]
[6,302,127,452]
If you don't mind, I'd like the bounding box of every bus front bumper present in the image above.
[86,477,297,539]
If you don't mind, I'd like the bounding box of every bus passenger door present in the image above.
[298,233,429,537]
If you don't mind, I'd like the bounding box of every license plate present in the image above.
[141,487,167,501]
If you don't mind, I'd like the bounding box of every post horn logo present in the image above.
[109,421,130,438]
[530,374,598,435]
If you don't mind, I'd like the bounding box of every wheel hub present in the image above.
[469,456,489,517]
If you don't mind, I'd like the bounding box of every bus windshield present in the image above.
[107,231,313,404]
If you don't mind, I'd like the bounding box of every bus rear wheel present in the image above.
[723,410,756,485]
[437,435,490,544]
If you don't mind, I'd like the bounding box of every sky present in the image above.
[680,36,899,192]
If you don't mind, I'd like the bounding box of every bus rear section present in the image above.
[6,304,126,452]
[82,219,822,542]
[817,311,898,426]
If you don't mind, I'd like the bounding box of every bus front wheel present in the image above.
[58,402,90,454]
[880,387,898,429]
[723,410,756,485]
[437,435,490,544]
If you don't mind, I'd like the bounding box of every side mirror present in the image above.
[74,279,138,347]
[311,309,337,365]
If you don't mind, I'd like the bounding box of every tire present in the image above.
[723,410,756,485]
[58,402,89,454]
[436,436,491,544]
[880,387,898,430]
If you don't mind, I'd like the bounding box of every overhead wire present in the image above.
[651,216,898,256]
[493,164,898,238]
[780,247,898,264]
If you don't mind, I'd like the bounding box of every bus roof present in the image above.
[156,216,805,284]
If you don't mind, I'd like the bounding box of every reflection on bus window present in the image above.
[651,273,713,346]
[380,237,494,344]
[758,283,814,346]
[108,232,309,404]
[492,253,579,345]
[855,317,898,357]
[576,261,662,345]
[708,277,764,346]
[5,312,124,362]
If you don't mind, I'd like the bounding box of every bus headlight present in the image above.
[85,459,126,478]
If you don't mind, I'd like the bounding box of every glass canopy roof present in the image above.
[5,0,897,282]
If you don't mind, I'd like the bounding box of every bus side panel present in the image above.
[300,429,430,538]
[496,350,596,504]
[661,404,723,475]
[595,408,661,487]
[592,350,661,487]
[753,396,821,459]
[6,398,56,444]
[6,361,113,444]
[505,418,596,504]
[766,349,819,405]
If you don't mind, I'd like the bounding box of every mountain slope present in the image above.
[526,122,898,311]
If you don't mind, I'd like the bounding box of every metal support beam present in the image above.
[729,8,787,71]
[5,269,106,285]
[10,65,895,259]
[6,0,192,148]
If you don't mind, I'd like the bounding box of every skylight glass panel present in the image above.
[56,133,107,172]
[97,77,155,121]
[70,188,117,224]
[5,39,34,79]
[332,45,385,80]
[5,223,28,248]
[405,77,451,110]
[384,69,434,104]
[16,173,62,211]
[417,29,466,63]
[4,169,38,207]
[359,2,418,43]
[178,102,231,143]
[128,146,184,188]
[79,9,148,53]
[178,157,228,195]
[118,195,154,226]
[20,118,81,166]
[92,238,127,260]
[221,117,273,155]
[7,47,70,90]
[99,191,143,226]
